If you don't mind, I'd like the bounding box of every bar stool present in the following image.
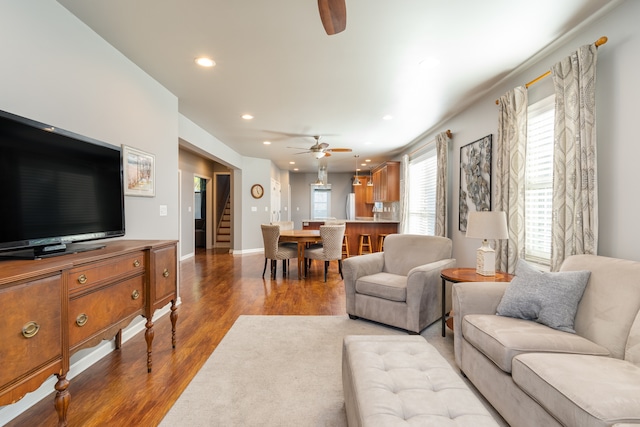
[358,234,372,255]
[342,235,350,258]
[376,234,389,252]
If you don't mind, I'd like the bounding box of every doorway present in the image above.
[214,173,231,249]
[194,176,207,248]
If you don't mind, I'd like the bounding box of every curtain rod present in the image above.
[495,36,608,105]
[409,130,452,157]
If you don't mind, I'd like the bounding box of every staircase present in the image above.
[216,199,231,248]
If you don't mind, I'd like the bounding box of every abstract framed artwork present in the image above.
[122,145,155,197]
[459,134,492,231]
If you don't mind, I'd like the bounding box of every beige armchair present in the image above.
[342,234,456,334]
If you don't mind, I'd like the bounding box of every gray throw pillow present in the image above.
[496,259,590,333]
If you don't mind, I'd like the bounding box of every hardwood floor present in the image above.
[8,248,347,426]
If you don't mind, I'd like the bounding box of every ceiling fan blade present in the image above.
[318,0,346,35]
[326,148,352,152]
[319,142,329,149]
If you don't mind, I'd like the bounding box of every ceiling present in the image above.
[57,0,614,174]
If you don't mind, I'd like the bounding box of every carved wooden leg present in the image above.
[115,329,122,350]
[145,318,154,373]
[55,374,70,427]
[170,299,178,349]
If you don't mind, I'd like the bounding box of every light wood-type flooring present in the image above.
[8,248,347,426]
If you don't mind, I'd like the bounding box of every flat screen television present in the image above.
[0,109,125,259]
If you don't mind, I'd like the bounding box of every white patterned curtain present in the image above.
[434,131,450,237]
[399,154,410,233]
[549,44,598,271]
[495,86,528,274]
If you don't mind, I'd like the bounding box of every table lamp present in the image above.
[465,211,508,276]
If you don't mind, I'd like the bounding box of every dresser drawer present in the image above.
[68,251,146,292]
[68,275,145,348]
[0,275,62,389]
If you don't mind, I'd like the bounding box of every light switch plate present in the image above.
[159,205,168,216]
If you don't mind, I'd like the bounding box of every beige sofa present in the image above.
[342,234,456,334]
[453,255,640,427]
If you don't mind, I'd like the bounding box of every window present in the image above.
[310,185,331,219]
[407,144,437,235]
[525,95,555,265]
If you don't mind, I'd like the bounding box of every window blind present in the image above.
[407,144,437,235]
[525,95,555,264]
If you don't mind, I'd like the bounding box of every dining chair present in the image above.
[304,224,346,282]
[271,220,294,230]
[272,221,297,249]
[261,224,297,279]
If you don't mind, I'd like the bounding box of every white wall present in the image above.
[401,0,640,267]
[1,2,180,242]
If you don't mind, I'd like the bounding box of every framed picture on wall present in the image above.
[459,134,492,231]
[123,145,155,197]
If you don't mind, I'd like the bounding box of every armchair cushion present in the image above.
[497,259,591,333]
[382,234,453,276]
[355,272,407,302]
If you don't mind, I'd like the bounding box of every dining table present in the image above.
[279,229,321,279]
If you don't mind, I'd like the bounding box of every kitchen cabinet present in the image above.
[372,161,400,202]
[353,176,374,218]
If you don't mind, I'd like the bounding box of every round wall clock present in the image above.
[251,184,264,199]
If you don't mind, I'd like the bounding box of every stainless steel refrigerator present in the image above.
[346,193,356,220]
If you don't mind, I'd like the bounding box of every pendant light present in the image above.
[367,167,374,186]
[352,155,361,186]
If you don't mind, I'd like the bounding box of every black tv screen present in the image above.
[0,109,125,259]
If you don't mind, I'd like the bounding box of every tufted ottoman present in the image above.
[342,335,499,426]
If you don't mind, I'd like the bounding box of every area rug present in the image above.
[159,315,500,427]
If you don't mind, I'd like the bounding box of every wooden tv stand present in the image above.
[0,240,178,427]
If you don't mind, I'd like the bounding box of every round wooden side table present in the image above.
[440,267,515,337]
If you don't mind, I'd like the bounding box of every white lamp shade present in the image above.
[465,211,508,240]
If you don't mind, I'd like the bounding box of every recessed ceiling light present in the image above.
[263,141,271,145]
[195,57,215,67]
[361,163,367,167]
[365,159,371,162]
[241,114,254,120]
[383,115,393,121]
[293,168,299,171]
[289,161,295,164]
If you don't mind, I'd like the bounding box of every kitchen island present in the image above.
[302,219,399,256]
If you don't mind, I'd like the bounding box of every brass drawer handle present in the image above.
[77,274,88,285]
[22,321,40,338]
[163,268,169,278]
[131,289,140,300]
[76,313,88,327]
[133,259,140,267]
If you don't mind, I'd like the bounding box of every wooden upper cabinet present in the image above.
[372,161,400,202]
[353,176,374,217]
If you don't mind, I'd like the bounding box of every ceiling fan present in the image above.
[318,0,346,35]
[289,135,352,159]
